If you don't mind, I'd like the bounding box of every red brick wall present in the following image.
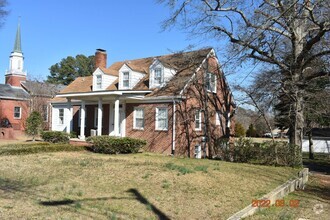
[0,99,29,130]
[126,103,173,155]
[175,55,235,157]
[5,75,26,87]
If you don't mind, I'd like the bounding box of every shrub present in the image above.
[86,136,146,154]
[232,137,260,163]
[235,122,246,137]
[25,111,43,141]
[41,131,70,143]
[218,137,302,167]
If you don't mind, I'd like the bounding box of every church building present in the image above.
[0,21,62,139]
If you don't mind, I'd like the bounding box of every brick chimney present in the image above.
[95,49,107,69]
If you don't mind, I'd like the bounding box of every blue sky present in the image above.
[0,0,243,86]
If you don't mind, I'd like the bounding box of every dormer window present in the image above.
[154,68,163,85]
[123,71,130,88]
[96,75,102,89]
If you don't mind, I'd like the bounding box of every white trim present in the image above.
[56,90,152,98]
[13,106,21,119]
[133,107,144,130]
[172,100,176,154]
[195,109,202,131]
[155,107,168,131]
[179,48,214,95]
[216,111,221,125]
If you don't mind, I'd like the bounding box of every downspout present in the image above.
[172,99,176,155]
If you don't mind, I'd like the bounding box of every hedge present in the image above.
[214,137,301,167]
[86,136,147,154]
[0,142,85,156]
[41,131,70,143]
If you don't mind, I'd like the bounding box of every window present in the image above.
[123,71,130,88]
[195,110,202,131]
[43,105,48,122]
[96,75,102,89]
[156,107,168,130]
[216,111,221,125]
[14,107,21,119]
[206,73,217,93]
[58,109,64,125]
[154,68,163,85]
[133,108,144,129]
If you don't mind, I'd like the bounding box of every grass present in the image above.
[0,145,300,219]
[247,153,330,220]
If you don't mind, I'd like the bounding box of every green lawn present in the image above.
[0,144,300,219]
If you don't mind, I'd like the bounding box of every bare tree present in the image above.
[0,0,8,28]
[159,0,330,164]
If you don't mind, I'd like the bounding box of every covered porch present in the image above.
[56,91,148,140]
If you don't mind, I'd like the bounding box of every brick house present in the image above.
[51,48,235,157]
[0,22,62,139]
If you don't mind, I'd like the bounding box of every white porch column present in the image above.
[79,100,86,140]
[114,97,120,136]
[66,98,72,134]
[97,97,103,136]
[109,102,114,135]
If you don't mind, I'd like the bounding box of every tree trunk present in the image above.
[288,90,304,166]
[308,131,314,160]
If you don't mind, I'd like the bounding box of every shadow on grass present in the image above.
[127,188,171,220]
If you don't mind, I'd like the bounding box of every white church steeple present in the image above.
[5,19,27,87]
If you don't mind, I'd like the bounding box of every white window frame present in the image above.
[94,107,98,128]
[206,72,217,93]
[96,75,102,89]
[133,107,144,130]
[58,108,64,125]
[122,71,130,89]
[195,110,202,131]
[43,105,48,122]
[14,106,21,119]
[155,107,168,131]
[154,68,163,85]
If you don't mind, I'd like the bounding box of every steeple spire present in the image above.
[13,17,22,53]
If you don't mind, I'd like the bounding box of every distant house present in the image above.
[51,48,235,157]
[0,22,62,139]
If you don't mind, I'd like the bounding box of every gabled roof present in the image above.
[59,47,213,97]
[0,84,30,100]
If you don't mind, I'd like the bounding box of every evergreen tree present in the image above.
[25,111,43,141]
[47,54,95,85]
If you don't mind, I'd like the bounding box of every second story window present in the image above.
[123,71,130,88]
[206,73,217,93]
[96,75,102,89]
[154,68,163,85]
[195,110,202,131]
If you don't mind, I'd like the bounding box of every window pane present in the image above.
[59,109,64,124]
[154,68,162,84]
[156,108,167,129]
